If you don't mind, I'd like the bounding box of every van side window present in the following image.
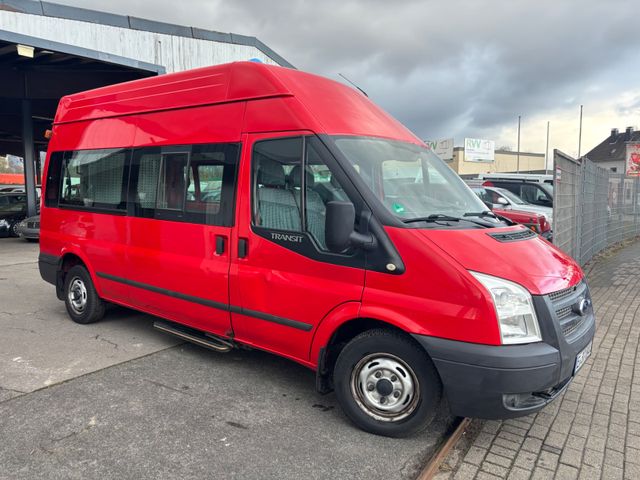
[44,152,63,208]
[59,149,129,211]
[253,136,349,251]
[253,137,303,232]
[131,143,239,226]
[157,152,189,211]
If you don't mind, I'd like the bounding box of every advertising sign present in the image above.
[464,138,495,162]
[626,143,640,176]
[424,138,454,161]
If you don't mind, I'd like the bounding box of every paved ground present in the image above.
[0,237,451,480]
[436,239,640,480]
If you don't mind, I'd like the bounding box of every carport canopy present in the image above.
[0,29,164,216]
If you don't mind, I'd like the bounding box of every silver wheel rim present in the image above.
[350,353,420,422]
[68,277,88,315]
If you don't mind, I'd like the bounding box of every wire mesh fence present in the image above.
[553,149,640,265]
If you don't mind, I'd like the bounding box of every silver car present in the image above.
[16,215,40,242]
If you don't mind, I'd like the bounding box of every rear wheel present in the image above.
[9,221,19,237]
[63,265,105,324]
[333,329,442,437]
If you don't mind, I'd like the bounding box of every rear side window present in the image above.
[45,152,63,208]
[131,143,240,226]
[59,149,129,211]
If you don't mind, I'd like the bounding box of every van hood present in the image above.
[417,226,582,295]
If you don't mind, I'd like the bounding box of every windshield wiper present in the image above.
[402,214,461,224]
[463,210,498,219]
[402,214,491,228]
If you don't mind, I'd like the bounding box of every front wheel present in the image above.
[333,329,442,437]
[63,265,105,324]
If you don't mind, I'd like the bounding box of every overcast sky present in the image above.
[57,0,640,160]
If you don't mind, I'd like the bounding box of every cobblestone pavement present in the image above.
[436,240,640,480]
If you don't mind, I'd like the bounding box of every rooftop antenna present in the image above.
[338,73,368,97]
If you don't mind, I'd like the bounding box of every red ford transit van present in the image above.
[39,62,594,437]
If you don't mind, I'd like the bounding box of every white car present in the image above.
[484,186,553,226]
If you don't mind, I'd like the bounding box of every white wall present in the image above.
[0,10,280,72]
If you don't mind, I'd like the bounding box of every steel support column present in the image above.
[22,99,38,217]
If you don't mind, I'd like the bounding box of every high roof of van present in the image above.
[54,61,418,143]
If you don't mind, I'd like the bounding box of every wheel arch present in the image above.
[312,311,432,394]
[55,249,98,299]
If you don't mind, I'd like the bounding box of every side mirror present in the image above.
[496,197,509,206]
[325,201,375,253]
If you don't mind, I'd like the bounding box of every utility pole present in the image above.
[517,115,521,173]
[578,104,583,158]
[545,121,550,173]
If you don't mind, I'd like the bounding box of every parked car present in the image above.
[474,186,553,226]
[482,178,554,208]
[471,187,552,241]
[0,193,28,237]
[16,214,40,242]
[39,61,594,437]
[0,186,25,193]
[478,173,553,186]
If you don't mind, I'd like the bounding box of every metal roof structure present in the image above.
[0,0,293,68]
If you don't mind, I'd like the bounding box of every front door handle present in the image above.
[215,235,226,255]
[238,238,248,258]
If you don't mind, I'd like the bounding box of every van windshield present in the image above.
[332,136,489,223]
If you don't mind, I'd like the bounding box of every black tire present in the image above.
[63,265,105,324]
[333,328,442,437]
[9,222,19,237]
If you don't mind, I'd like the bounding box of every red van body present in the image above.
[39,62,594,437]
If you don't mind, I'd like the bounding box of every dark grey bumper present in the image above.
[38,253,59,286]
[413,282,595,419]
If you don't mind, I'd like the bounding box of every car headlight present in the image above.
[0,219,8,228]
[470,271,542,344]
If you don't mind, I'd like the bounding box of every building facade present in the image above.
[445,147,546,175]
[585,127,640,174]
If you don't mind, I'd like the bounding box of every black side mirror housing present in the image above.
[325,201,375,253]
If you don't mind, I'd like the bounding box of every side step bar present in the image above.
[153,320,234,353]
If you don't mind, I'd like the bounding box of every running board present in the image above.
[153,320,234,353]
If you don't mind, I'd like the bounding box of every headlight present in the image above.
[470,271,542,344]
[0,219,8,228]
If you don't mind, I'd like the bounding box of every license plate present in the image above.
[574,341,592,374]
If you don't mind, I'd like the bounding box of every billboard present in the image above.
[464,138,495,162]
[424,138,454,161]
[626,142,640,176]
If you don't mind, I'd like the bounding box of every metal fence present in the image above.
[553,149,640,265]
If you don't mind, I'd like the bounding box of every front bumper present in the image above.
[413,280,595,419]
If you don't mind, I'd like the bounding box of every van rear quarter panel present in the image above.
[361,227,502,346]
[42,117,138,300]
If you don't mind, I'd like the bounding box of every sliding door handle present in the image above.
[215,235,226,255]
[238,238,248,258]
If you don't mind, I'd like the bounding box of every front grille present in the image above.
[548,285,578,302]
[547,281,589,340]
[562,319,583,337]
[555,305,572,320]
[488,229,537,242]
[27,222,39,229]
